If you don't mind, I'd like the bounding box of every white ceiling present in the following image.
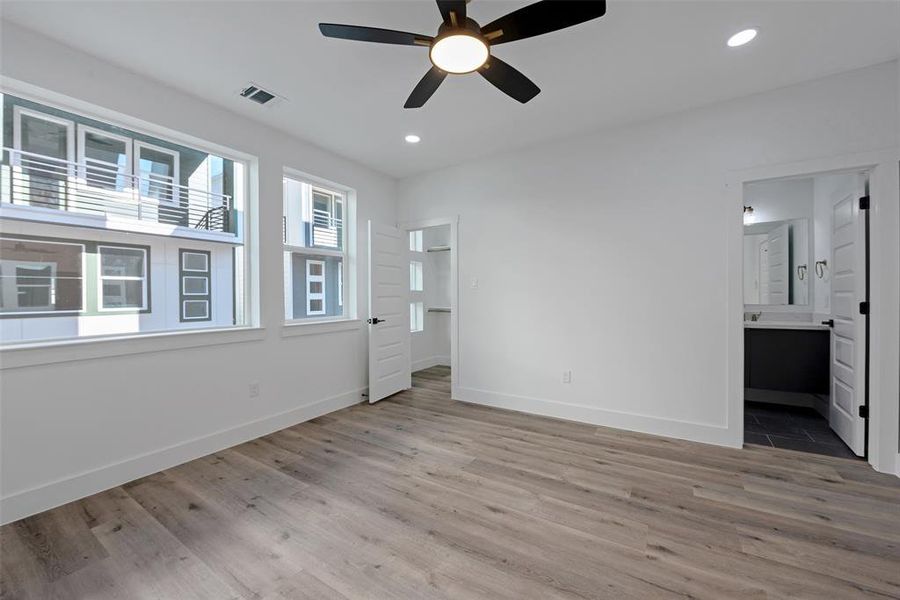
[2,1,898,178]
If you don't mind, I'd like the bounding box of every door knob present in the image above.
[367,317,384,325]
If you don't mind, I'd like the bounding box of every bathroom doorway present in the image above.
[741,169,869,458]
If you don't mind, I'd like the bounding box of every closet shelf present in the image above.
[427,307,451,313]
[426,245,451,253]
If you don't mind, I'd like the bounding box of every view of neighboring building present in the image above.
[0,93,247,343]
[282,175,346,320]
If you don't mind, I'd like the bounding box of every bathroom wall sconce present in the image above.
[743,206,755,224]
[815,259,828,279]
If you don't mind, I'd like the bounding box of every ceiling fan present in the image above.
[319,0,607,108]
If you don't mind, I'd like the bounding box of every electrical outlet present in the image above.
[471,277,479,289]
[562,370,572,384]
[249,382,260,398]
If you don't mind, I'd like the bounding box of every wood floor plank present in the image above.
[3,368,898,599]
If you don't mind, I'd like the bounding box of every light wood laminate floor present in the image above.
[2,366,899,599]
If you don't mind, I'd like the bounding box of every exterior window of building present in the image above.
[0,237,84,314]
[282,174,349,321]
[180,250,211,321]
[409,230,423,252]
[306,259,326,315]
[135,141,179,204]
[0,92,251,344]
[77,125,131,193]
[410,260,423,292]
[98,246,148,310]
[410,301,424,333]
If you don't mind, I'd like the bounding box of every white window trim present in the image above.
[97,245,148,312]
[0,237,87,316]
[76,124,133,194]
[134,140,180,205]
[12,105,76,171]
[283,171,352,323]
[181,299,210,320]
[181,276,209,296]
[338,261,343,307]
[306,259,326,316]
[1,81,259,347]
[181,251,209,272]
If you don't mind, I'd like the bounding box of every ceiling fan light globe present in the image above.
[430,33,489,74]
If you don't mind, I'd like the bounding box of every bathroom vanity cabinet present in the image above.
[744,327,830,394]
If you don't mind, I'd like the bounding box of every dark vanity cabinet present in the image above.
[744,328,830,394]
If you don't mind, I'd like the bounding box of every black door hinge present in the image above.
[859,405,869,419]
[859,301,869,315]
[859,196,870,210]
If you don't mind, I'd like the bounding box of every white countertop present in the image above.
[744,321,831,331]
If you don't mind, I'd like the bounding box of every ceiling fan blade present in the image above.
[479,56,540,103]
[436,1,467,26]
[405,67,448,108]
[480,0,606,45]
[319,23,432,46]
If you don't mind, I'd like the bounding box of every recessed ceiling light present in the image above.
[727,28,758,48]
[405,134,421,144]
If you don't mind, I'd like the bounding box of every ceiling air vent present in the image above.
[240,83,279,105]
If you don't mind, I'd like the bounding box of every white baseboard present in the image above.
[412,355,450,371]
[455,386,739,448]
[0,388,366,525]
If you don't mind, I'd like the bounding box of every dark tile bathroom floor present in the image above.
[744,401,860,459]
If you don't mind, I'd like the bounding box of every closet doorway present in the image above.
[404,217,459,398]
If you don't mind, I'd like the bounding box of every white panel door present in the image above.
[828,176,867,456]
[368,221,411,403]
[766,223,790,305]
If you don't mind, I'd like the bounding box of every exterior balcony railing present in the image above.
[310,207,342,248]
[0,147,234,235]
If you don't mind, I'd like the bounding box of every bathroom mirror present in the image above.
[743,218,810,306]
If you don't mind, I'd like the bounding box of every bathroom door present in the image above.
[367,221,412,403]
[765,223,790,305]
[828,176,867,456]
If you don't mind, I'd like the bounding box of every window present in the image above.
[283,174,350,321]
[0,93,251,344]
[135,141,179,204]
[98,246,148,310]
[410,260,423,292]
[338,262,343,307]
[306,260,326,315]
[12,107,75,208]
[0,237,84,314]
[311,188,343,249]
[410,301,424,332]
[409,230,423,252]
[180,250,211,321]
[77,125,131,193]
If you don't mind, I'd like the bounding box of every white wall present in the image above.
[397,61,899,448]
[0,23,397,523]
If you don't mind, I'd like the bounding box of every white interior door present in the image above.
[766,223,790,305]
[828,176,867,456]
[368,221,411,403]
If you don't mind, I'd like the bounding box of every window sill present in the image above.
[281,318,362,338]
[0,326,267,369]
